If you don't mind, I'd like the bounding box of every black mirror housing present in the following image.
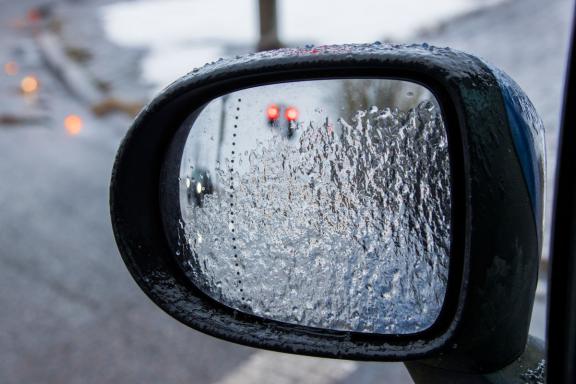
[110,44,544,373]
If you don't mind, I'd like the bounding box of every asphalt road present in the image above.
[0,1,256,383]
[0,0,572,383]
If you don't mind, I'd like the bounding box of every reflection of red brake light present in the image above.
[267,105,280,120]
[285,107,298,121]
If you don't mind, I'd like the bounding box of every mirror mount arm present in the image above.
[405,336,545,384]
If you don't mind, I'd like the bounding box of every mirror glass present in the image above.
[175,79,451,334]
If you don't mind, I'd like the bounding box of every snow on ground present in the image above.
[100,0,504,93]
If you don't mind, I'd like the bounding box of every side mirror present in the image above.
[110,44,544,374]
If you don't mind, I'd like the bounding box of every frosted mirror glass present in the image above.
[176,79,451,334]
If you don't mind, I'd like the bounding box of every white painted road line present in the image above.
[214,350,358,384]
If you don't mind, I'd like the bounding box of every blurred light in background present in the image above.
[64,114,83,136]
[4,61,19,76]
[20,75,39,94]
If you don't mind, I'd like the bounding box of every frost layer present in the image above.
[180,100,451,334]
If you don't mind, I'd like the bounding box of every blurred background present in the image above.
[0,0,572,383]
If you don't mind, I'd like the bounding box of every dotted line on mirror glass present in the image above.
[231,98,245,305]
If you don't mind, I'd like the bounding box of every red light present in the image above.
[285,107,298,121]
[267,105,280,120]
[27,9,42,22]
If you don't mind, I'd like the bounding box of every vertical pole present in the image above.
[257,0,282,51]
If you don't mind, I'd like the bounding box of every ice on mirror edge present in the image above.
[176,79,451,334]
